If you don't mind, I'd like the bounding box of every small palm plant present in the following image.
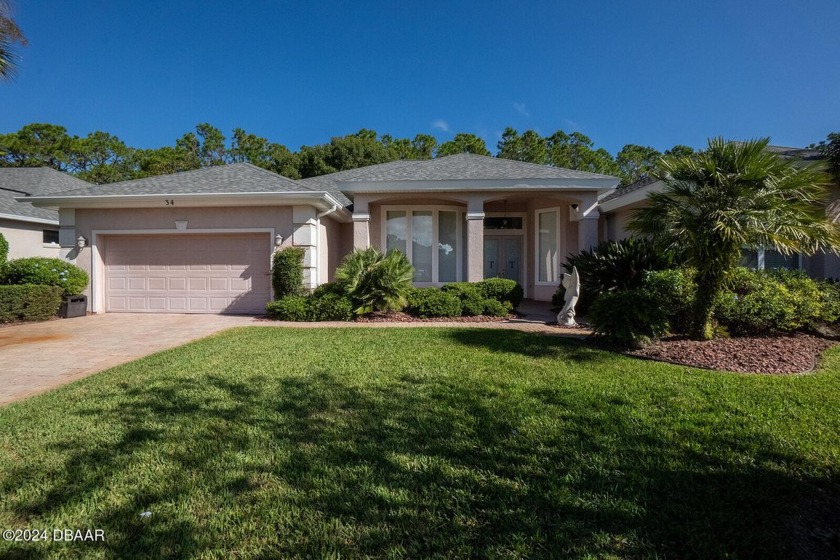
[629,137,840,339]
[335,247,414,314]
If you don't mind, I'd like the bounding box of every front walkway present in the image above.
[0,305,589,405]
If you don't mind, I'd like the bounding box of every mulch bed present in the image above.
[354,311,511,323]
[628,334,837,374]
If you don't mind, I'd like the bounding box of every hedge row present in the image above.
[0,285,63,323]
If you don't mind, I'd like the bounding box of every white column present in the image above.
[292,205,318,291]
[577,212,600,253]
[352,213,371,250]
[466,212,485,282]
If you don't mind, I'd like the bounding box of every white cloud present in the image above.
[431,119,450,132]
[513,102,530,118]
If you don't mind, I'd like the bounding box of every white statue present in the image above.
[557,266,580,327]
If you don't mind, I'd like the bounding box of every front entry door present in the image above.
[484,236,522,285]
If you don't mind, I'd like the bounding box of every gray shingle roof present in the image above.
[599,175,659,203]
[46,163,314,197]
[0,168,90,221]
[334,153,618,182]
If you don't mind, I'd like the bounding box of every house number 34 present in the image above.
[164,200,175,206]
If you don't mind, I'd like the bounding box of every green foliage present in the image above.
[0,231,8,263]
[477,277,524,308]
[405,288,463,318]
[641,268,696,334]
[0,0,27,81]
[436,133,491,157]
[481,298,511,317]
[265,295,309,321]
[589,290,669,347]
[2,257,88,295]
[810,132,840,183]
[616,144,662,186]
[335,247,414,314]
[441,282,487,316]
[307,292,354,321]
[271,247,305,299]
[714,268,839,335]
[554,238,672,313]
[0,284,63,323]
[311,281,346,298]
[630,137,840,339]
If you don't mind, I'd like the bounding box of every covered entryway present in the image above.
[104,233,271,314]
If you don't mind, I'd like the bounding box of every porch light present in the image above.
[76,235,87,248]
[570,204,579,211]
[274,234,283,247]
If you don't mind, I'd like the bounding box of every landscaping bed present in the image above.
[628,334,837,374]
[354,311,513,323]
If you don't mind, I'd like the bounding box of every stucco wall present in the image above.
[320,215,345,283]
[71,206,299,304]
[0,218,60,260]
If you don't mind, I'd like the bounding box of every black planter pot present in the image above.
[59,295,87,318]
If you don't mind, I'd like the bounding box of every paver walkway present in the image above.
[0,303,590,405]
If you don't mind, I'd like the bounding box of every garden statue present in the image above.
[557,266,580,327]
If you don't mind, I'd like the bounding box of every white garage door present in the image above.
[105,233,271,314]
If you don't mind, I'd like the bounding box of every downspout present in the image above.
[314,205,340,287]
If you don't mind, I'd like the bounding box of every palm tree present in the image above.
[0,0,26,80]
[629,137,840,340]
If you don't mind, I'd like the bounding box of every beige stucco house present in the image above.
[0,168,90,260]
[25,155,620,314]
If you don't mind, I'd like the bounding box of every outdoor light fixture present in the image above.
[570,204,579,211]
[275,234,283,247]
[76,235,87,248]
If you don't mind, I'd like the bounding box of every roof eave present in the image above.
[20,191,352,221]
[337,177,620,193]
[0,212,59,226]
[598,181,664,213]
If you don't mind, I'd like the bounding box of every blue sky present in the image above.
[2,0,838,155]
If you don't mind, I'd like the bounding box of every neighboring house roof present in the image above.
[599,175,658,204]
[0,167,91,224]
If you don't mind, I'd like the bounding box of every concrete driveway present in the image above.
[0,314,259,405]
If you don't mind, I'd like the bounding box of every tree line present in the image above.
[0,122,836,187]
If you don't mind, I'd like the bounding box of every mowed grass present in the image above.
[1,328,839,559]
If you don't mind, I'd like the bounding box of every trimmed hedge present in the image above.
[2,257,88,296]
[441,283,487,316]
[0,232,8,264]
[405,288,463,318]
[713,268,840,336]
[589,289,668,348]
[272,247,306,298]
[477,278,523,308]
[266,292,354,322]
[642,268,696,335]
[0,284,63,323]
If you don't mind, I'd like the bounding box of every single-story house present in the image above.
[0,168,91,260]
[598,145,840,279]
[24,154,619,314]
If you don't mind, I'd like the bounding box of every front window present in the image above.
[384,207,462,283]
[43,230,59,244]
[537,211,558,282]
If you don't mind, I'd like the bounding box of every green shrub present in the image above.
[641,268,696,334]
[553,238,672,312]
[477,278,524,308]
[335,247,414,314]
[307,292,354,321]
[481,298,511,317]
[2,257,88,296]
[0,232,8,264]
[441,283,486,316]
[272,247,305,298]
[266,295,309,321]
[312,281,346,298]
[0,284,63,323]
[713,268,832,335]
[589,289,669,347]
[405,288,462,318]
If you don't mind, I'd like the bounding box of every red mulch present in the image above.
[628,334,837,374]
[354,311,510,323]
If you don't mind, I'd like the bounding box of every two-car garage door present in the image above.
[105,234,271,314]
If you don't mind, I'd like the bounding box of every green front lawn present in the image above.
[1,328,839,559]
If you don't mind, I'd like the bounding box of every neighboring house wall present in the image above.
[0,218,60,259]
